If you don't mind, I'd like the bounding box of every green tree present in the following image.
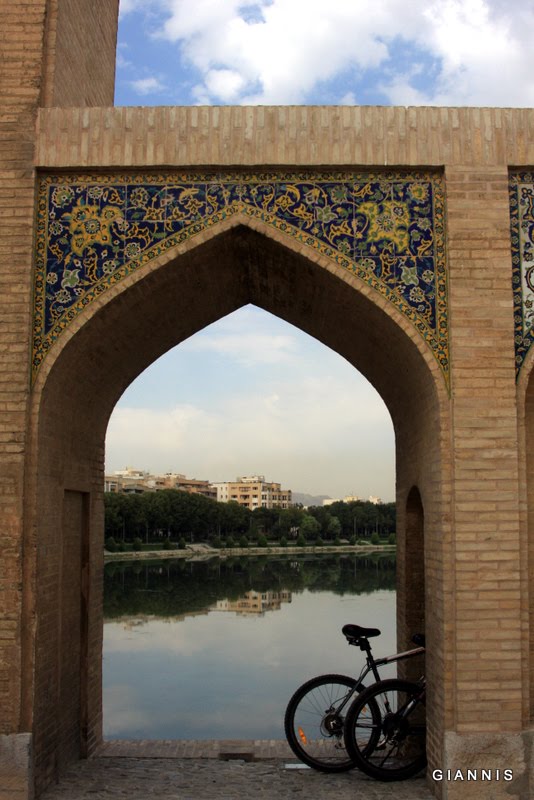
[326,515,342,540]
[300,514,321,540]
[273,507,305,537]
[219,501,250,536]
[250,506,279,536]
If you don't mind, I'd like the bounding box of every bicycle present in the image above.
[343,676,426,781]
[283,624,425,772]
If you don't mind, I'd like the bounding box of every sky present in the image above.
[106,0,534,501]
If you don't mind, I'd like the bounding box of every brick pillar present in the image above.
[0,2,120,797]
[0,2,47,798]
[440,165,529,797]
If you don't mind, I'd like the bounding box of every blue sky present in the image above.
[106,1,534,500]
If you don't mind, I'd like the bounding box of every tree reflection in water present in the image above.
[104,553,396,620]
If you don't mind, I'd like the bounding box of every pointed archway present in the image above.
[24,220,448,793]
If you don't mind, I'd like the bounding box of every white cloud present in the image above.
[203,69,246,102]
[135,0,534,107]
[105,372,394,497]
[130,76,166,96]
[411,0,534,106]
[119,0,151,16]
[181,331,298,366]
[339,91,357,105]
[115,43,132,70]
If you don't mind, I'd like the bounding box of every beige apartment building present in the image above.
[211,590,292,616]
[212,475,292,510]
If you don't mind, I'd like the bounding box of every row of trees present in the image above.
[104,489,395,545]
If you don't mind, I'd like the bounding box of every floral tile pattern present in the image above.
[33,171,448,383]
[510,173,534,376]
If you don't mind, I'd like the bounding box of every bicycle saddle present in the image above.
[342,624,381,642]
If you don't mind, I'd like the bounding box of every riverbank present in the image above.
[104,543,396,562]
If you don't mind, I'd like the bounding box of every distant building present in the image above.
[104,467,216,499]
[323,494,360,506]
[213,475,292,510]
[322,493,383,506]
[104,466,154,494]
[158,472,217,500]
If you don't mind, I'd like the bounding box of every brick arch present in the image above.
[24,218,448,793]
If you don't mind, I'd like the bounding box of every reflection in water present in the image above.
[211,590,292,616]
[103,553,397,740]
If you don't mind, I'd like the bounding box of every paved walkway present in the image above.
[40,741,434,800]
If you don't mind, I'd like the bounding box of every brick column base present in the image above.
[431,730,534,799]
[0,734,33,800]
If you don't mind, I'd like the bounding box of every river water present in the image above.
[103,552,398,740]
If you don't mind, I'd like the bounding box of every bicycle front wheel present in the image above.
[284,673,365,772]
[344,678,426,781]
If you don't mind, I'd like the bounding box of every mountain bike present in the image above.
[284,624,425,772]
[343,676,426,781]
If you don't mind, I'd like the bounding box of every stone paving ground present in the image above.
[39,740,435,800]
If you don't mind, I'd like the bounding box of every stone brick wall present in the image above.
[0,0,46,740]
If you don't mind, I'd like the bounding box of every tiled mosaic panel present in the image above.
[33,172,448,382]
[510,173,534,375]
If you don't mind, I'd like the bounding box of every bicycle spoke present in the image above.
[344,678,426,781]
[284,674,361,772]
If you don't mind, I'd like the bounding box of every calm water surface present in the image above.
[103,553,398,740]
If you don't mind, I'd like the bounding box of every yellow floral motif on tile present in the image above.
[358,201,410,252]
[66,200,124,259]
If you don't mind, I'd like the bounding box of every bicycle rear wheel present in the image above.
[344,678,426,781]
[284,674,365,772]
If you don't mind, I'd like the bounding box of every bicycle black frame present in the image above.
[331,640,425,717]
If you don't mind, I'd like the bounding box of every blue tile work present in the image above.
[510,173,534,376]
[33,171,448,383]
